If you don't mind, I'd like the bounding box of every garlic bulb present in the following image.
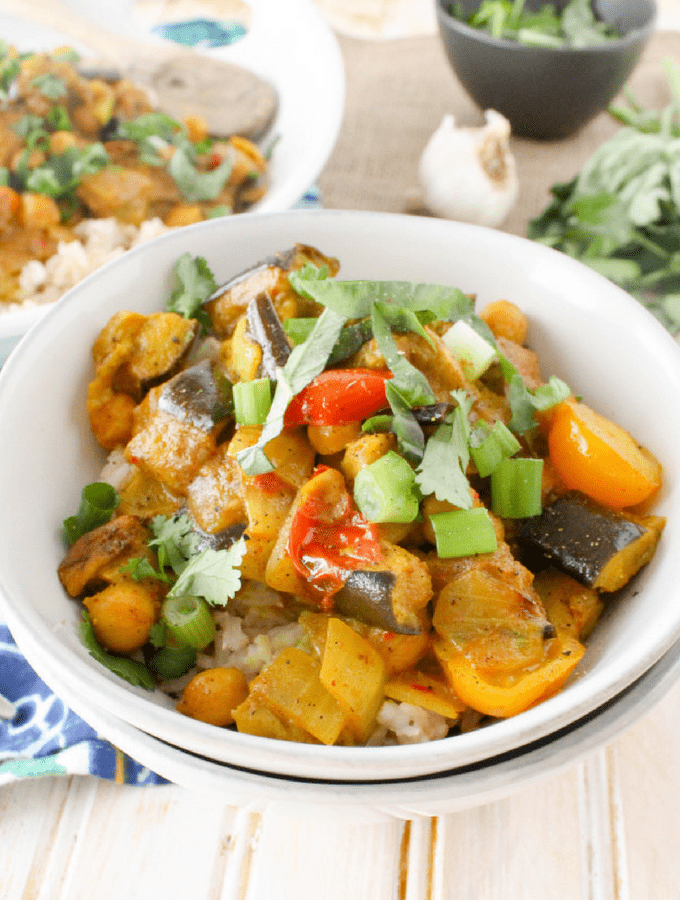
[417,110,519,228]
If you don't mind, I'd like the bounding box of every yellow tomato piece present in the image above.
[434,636,585,719]
[384,670,466,720]
[548,401,662,510]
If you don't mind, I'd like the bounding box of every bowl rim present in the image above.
[20,588,680,818]
[435,0,658,53]
[1,208,680,782]
[0,0,345,345]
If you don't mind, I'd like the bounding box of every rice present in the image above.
[374,700,452,745]
[15,217,170,307]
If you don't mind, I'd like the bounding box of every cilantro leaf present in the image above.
[118,112,183,143]
[80,611,154,690]
[508,374,571,433]
[30,73,67,99]
[119,556,169,583]
[415,390,474,507]
[168,147,233,201]
[529,61,680,336]
[166,253,216,329]
[23,143,108,199]
[148,513,201,575]
[167,539,247,607]
[0,55,20,101]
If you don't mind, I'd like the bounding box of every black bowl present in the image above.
[435,0,657,139]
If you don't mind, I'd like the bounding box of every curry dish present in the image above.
[57,244,665,746]
[0,44,268,307]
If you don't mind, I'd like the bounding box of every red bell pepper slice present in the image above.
[284,368,392,427]
[287,466,382,608]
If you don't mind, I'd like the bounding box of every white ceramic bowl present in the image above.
[0,0,345,364]
[18,596,680,822]
[1,210,680,783]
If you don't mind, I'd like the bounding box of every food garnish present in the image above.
[449,0,623,47]
[57,244,665,745]
[529,60,680,337]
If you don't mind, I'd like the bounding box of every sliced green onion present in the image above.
[149,645,197,680]
[206,204,232,219]
[429,507,498,558]
[443,319,497,380]
[233,377,272,426]
[490,457,543,519]
[470,420,521,478]
[162,595,216,649]
[63,482,119,545]
[353,450,420,523]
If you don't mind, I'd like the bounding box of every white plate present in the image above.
[1,210,680,783]
[0,0,345,362]
[23,599,680,822]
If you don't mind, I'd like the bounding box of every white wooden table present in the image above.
[3,1,680,897]
[2,674,680,899]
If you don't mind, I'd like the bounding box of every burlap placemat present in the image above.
[319,30,680,237]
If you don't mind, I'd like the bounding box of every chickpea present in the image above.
[307,423,361,456]
[0,186,20,227]
[19,192,60,229]
[164,203,203,228]
[479,300,529,345]
[176,667,249,726]
[49,130,78,155]
[84,581,158,654]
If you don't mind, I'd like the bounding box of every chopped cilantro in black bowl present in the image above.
[435,0,657,139]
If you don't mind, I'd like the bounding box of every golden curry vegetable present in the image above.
[0,46,268,306]
[57,242,665,748]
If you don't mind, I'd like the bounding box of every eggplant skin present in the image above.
[246,292,291,378]
[517,492,665,593]
[205,247,298,305]
[157,359,231,432]
[333,570,422,635]
[193,523,247,553]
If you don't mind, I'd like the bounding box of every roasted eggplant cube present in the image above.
[518,492,665,593]
[334,570,421,635]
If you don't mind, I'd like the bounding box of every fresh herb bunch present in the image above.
[448,0,622,47]
[529,60,680,336]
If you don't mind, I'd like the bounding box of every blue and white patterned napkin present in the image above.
[0,617,168,786]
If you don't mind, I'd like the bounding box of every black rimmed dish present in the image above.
[435,0,657,139]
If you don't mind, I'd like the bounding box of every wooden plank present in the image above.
[0,777,75,900]
[612,678,680,900]
[238,808,406,900]
[431,769,584,900]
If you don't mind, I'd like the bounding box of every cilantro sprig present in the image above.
[122,513,246,608]
[449,0,622,47]
[529,59,680,335]
[415,390,474,508]
[165,253,216,330]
